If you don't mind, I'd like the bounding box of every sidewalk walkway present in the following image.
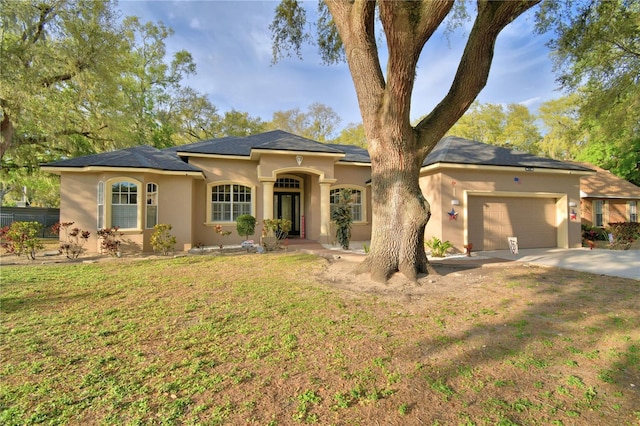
[478,247,640,280]
[286,240,639,281]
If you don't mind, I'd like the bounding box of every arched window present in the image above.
[209,183,253,222]
[330,187,364,222]
[146,183,158,228]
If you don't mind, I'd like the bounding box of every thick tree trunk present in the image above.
[356,137,431,283]
[0,106,15,164]
[324,0,541,283]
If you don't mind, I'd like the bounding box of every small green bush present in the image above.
[262,218,291,239]
[236,214,256,240]
[150,224,177,255]
[425,236,453,257]
[581,224,608,241]
[0,221,44,260]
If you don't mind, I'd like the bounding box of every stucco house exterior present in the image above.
[42,131,594,254]
[577,163,640,228]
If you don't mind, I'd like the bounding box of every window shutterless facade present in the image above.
[629,201,638,223]
[209,183,253,222]
[593,200,604,227]
[330,187,364,222]
[146,183,158,228]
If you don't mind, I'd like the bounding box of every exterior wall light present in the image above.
[568,201,577,207]
[451,199,460,206]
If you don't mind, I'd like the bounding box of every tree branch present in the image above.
[415,0,540,152]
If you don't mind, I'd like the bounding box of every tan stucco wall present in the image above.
[56,153,372,252]
[421,167,583,251]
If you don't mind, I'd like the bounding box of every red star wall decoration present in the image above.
[448,208,458,221]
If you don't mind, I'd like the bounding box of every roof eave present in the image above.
[249,149,345,161]
[40,165,205,179]
[420,162,596,175]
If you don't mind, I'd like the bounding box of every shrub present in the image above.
[425,236,453,257]
[150,224,177,255]
[214,224,232,248]
[51,221,90,259]
[607,222,640,244]
[581,224,608,241]
[261,218,292,251]
[0,221,44,260]
[236,214,256,241]
[331,188,353,250]
[262,218,291,239]
[97,226,122,256]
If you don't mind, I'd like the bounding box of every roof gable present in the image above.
[424,136,593,172]
[173,130,346,157]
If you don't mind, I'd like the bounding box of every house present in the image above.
[42,130,372,253]
[42,131,594,254]
[576,163,640,227]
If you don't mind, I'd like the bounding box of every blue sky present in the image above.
[117,0,560,129]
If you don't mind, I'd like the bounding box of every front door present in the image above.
[274,192,300,236]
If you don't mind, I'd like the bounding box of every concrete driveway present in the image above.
[479,247,640,280]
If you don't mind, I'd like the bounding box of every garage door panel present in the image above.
[468,196,556,250]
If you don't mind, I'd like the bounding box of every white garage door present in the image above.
[468,196,557,251]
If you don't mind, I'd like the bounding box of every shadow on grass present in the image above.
[411,264,639,423]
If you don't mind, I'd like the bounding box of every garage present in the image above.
[468,196,558,250]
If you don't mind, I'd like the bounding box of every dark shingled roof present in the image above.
[171,130,346,156]
[326,143,370,163]
[423,136,593,172]
[42,145,203,173]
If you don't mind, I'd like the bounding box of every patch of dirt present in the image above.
[315,252,567,310]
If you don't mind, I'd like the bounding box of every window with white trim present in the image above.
[330,188,363,222]
[594,200,604,227]
[210,184,252,222]
[629,201,638,223]
[111,181,139,229]
[97,181,104,229]
[146,183,158,228]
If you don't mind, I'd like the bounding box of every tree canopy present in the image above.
[537,0,639,184]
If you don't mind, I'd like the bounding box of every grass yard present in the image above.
[0,252,639,425]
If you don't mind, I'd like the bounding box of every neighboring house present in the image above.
[42,131,594,254]
[576,163,640,228]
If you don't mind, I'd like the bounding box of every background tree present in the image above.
[266,102,341,141]
[0,1,220,205]
[538,0,640,184]
[271,0,540,282]
[446,102,541,153]
[536,94,584,160]
[334,122,367,148]
[215,110,265,137]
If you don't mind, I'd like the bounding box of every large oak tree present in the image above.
[271,0,540,282]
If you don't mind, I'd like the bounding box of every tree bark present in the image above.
[355,134,431,283]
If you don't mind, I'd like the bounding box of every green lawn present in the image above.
[1,253,638,425]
